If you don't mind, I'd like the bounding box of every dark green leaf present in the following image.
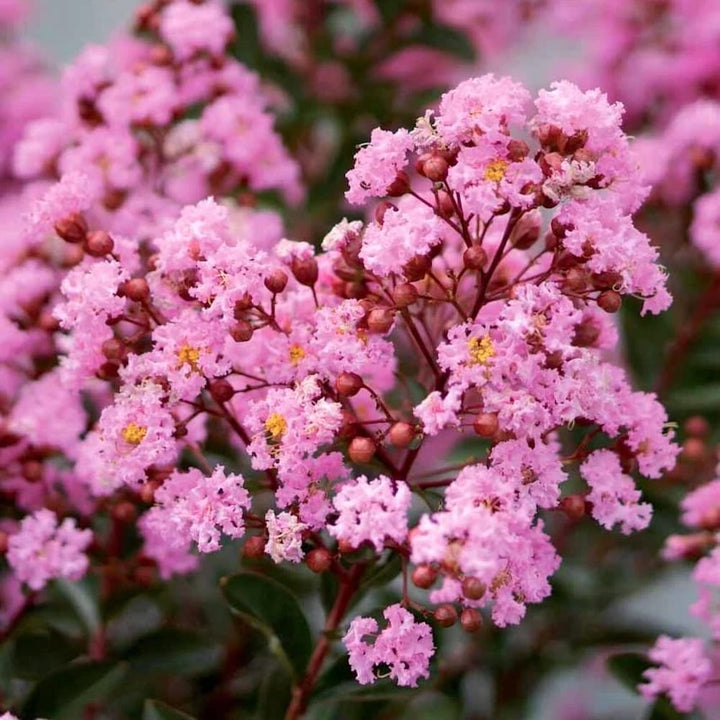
[143,699,196,720]
[221,571,313,680]
[410,25,476,62]
[11,629,78,680]
[257,663,292,719]
[606,652,652,693]
[645,696,701,719]
[123,628,222,677]
[54,578,101,636]
[23,661,127,720]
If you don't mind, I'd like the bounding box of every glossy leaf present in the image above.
[221,571,312,680]
[606,652,652,693]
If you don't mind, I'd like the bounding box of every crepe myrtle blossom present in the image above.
[0,64,678,705]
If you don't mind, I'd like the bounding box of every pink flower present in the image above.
[265,510,306,564]
[7,509,92,591]
[639,636,711,713]
[329,475,411,551]
[159,0,234,61]
[343,604,434,687]
[345,128,415,205]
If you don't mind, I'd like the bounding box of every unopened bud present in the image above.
[560,494,586,520]
[422,155,449,182]
[386,170,410,197]
[306,547,333,573]
[348,436,376,464]
[682,437,706,463]
[463,246,487,271]
[434,604,458,627]
[22,460,44,483]
[112,501,137,523]
[597,290,622,313]
[122,278,150,302]
[97,361,120,381]
[243,535,266,559]
[572,320,600,348]
[388,421,415,448]
[264,269,288,294]
[436,190,455,218]
[461,577,486,600]
[367,307,395,334]
[291,256,319,286]
[685,416,710,438]
[102,338,126,362]
[460,608,483,633]
[230,320,253,342]
[54,213,88,244]
[0,531,9,555]
[85,230,114,257]
[336,372,363,397]
[473,412,498,438]
[412,565,437,589]
[403,255,431,282]
[209,378,235,403]
[392,283,418,308]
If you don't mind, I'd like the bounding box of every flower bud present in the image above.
[209,378,235,403]
[560,494,586,520]
[563,267,587,292]
[39,311,60,332]
[685,416,710,438]
[682,437,706,463]
[233,294,253,316]
[112,501,137,523]
[463,246,487,271]
[85,230,115,257]
[550,216,572,240]
[367,307,395,334]
[392,283,418,308]
[348,436,376,464]
[122,278,150,302]
[507,138,530,162]
[421,155,449,182]
[386,170,410,197]
[0,531,9,555]
[572,320,600,348]
[230,320,253,342]
[97,361,120,381]
[243,535,266,559]
[264,269,289,294]
[22,460,44,483]
[510,215,540,250]
[473,412,498,438]
[306,547,333,573]
[460,608,483,633]
[436,190,455,218]
[388,421,415,448]
[434,604,458,627]
[54,213,88,244]
[412,564,437,589]
[336,372,363,397]
[291,256,319,286]
[597,290,622,313]
[403,255,431,281]
[461,577,486,600]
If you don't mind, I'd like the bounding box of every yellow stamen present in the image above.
[289,345,306,366]
[265,413,287,440]
[467,335,495,365]
[484,159,509,183]
[122,422,147,445]
[177,344,201,372]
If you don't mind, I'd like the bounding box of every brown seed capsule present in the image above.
[367,307,395,334]
[85,230,115,257]
[422,155,449,182]
[411,564,437,589]
[473,412,499,438]
[336,372,363,397]
[560,494,586,520]
[306,547,333,574]
[463,246,487,271]
[54,213,88,244]
[122,278,150,302]
[460,608,483,633]
[389,421,415,449]
[386,170,410,197]
[209,378,235,403]
[264,269,288,294]
[461,577,486,600]
[230,320,253,342]
[597,289,622,313]
[243,535,266,559]
[291,256,319,286]
[392,283,418,308]
[434,604,458,628]
[348,436,376,464]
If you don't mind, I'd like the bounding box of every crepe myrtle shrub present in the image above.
[0,2,689,719]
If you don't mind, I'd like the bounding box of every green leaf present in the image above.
[645,696,701,719]
[606,652,652,693]
[221,571,312,680]
[143,699,196,720]
[11,629,78,680]
[23,660,127,720]
[123,628,222,677]
[257,663,293,719]
[399,692,461,720]
[410,25,476,62]
[55,577,101,636]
